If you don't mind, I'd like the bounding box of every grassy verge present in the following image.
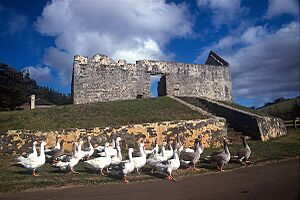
[0,129,298,192]
[219,101,271,117]
[257,97,300,120]
[0,97,206,131]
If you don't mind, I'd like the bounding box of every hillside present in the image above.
[0,97,206,131]
[0,63,71,111]
[258,97,300,120]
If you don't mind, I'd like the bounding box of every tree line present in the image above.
[0,63,72,111]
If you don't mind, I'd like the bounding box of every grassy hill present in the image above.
[258,97,300,120]
[0,97,206,131]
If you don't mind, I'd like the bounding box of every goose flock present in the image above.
[16,135,252,182]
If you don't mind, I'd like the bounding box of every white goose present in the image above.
[53,142,81,173]
[147,142,168,172]
[118,148,135,183]
[16,141,38,162]
[81,136,94,160]
[181,135,204,154]
[132,141,147,174]
[110,137,122,165]
[164,143,174,160]
[18,141,47,176]
[144,138,159,156]
[77,140,86,160]
[97,139,118,157]
[155,148,180,181]
[84,143,112,176]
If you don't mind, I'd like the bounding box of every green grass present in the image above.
[0,129,299,192]
[0,97,206,131]
[257,97,300,120]
[219,101,271,117]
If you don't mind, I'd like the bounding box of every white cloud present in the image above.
[265,0,299,19]
[196,22,300,106]
[35,0,193,86]
[196,0,245,26]
[24,66,52,82]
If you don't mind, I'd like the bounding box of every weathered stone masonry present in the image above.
[1,118,226,154]
[72,51,232,104]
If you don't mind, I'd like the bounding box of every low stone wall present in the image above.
[0,118,227,154]
[180,97,286,141]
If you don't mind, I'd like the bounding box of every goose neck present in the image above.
[40,143,45,156]
[128,151,133,161]
[224,143,230,155]
[161,146,166,156]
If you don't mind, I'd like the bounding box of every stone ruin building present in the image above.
[72,51,232,104]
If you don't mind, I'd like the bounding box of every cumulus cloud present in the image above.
[35,0,193,86]
[24,66,52,82]
[196,0,245,26]
[196,22,300,106]
[265,0,299,19]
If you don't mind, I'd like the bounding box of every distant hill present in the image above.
[258,97,300,120]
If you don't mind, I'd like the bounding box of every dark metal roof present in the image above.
[205,51,229,66]
[35,98,55,106]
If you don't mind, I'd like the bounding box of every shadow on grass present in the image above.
[141,167,167,179]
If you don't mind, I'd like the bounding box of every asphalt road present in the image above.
[0,158,299,200]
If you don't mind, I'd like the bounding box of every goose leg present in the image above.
[100,169,106,176]
[151,168,154,174]
[32,169,39,176]
[106,167,110,173]
[245,160,252,164]
[220,163,224,172]
[71,167,79,174]
[167,174,178,182]
[193,163,199,171]
[123,175,129,184]
[136,168,140,174]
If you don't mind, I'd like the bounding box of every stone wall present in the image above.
[180,97,286,141]
[0,118,226,155]
[72,53,232,104]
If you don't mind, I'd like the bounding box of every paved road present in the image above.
[0,158,299,200]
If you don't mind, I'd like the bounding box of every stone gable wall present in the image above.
[72,54,232,104]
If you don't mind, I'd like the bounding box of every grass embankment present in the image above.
[258,97,300,120]
[219,101,271,117]
[0,129,299,193]
[0,97,206,131]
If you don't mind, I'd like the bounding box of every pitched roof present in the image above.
[205,51,229,66]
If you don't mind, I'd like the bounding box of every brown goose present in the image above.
[180,137,204,170]
[234,136,251,164]
[52,140,65,163]
[209,138,230,171]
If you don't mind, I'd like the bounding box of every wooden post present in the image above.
[30,94,35,110]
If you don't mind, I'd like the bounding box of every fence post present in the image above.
[294,119,297,129]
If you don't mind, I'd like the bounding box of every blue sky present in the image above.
[0,0,299,107]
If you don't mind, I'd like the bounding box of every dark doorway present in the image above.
[150,74,167,97]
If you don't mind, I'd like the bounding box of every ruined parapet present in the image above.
[72,52,232,104]
[90,54,115,65]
